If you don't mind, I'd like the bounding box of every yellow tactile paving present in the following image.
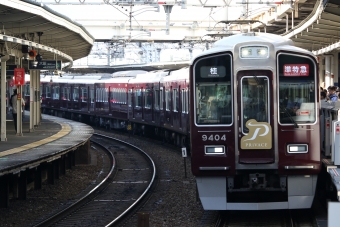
[0,123,71,158]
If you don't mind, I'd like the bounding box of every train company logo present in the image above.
[241,119,272,149]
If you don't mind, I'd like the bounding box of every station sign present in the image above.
[28,60,62,70]
[14,68,25,85]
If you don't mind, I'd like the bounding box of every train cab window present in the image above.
[53,86,60,100]
[241,76,269,133]
[154,89,160,110]
[193,53,232,125]
[278,54,317,125]
[135,89,142,107]
[144,88,152,108]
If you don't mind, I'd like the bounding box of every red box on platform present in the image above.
[14,68,25,85]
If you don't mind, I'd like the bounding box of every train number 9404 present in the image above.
[202,134,226,141]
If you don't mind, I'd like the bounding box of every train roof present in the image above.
[40,73,112,84]
[191,32,314,64]
[163,67,189,82]
[129,70,169,84]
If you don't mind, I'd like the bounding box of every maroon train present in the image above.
[36,69,190,146]
[190,32,320,210]
[25,32,320,211]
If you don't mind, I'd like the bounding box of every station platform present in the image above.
[0,111,93,208]
[0,111,62,153]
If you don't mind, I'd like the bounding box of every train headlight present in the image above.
[287,144,308,153]
[205,146,225,154]
[240,46,269,59]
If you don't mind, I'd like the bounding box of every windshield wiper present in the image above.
[279,104,299,128]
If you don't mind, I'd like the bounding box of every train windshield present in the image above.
[278,54,317,124]
[193,54,233,125]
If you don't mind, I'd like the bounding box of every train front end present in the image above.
[189,33,320,210]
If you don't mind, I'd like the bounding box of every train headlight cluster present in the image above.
[287,144,308,153]
[205,146,225,154]
[240,46,269,59]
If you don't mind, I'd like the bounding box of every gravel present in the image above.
[0,130,205,227]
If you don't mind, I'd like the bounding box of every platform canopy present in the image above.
[0,0,95,68]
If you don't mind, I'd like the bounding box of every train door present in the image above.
[236,70,274,164]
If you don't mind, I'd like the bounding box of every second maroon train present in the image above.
[22,32,321,211]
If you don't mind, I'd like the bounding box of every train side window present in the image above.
[173,89,178,112]
[117,88,120,103]
[181,89,187,113]
[123,88,127,104]
[144,88,152,108]
[90,88,94,103]
[278,53,317,125]
[68,87,71,101]
[128,89,132,107]
[81,87,87,102]
[53,86,60,100]
[46,86,51,98]
[73,87,79,101]
[135,89,142,107]
[160,88,164,110]
[104,88,108,103]
[165,89,170,111]
[154,89,159,110]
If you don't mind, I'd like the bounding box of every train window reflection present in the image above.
[241,76,269,134]
[195,83,231,125]
[279,82,316,124]
[53,86,60,100]
[144,89,152,108]
[278,54,316,125]
[135,89,142,107]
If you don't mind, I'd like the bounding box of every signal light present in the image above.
[28,50,37,58]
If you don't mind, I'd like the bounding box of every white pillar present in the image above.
[34,70,38,127]
[1,55,9,141]
[29,70,34,132]
[36,70,41,126]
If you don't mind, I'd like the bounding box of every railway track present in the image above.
[33,133,156,227]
